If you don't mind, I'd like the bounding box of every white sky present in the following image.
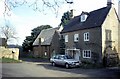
[0,0,119,45]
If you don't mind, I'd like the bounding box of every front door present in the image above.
[74,50,80,61]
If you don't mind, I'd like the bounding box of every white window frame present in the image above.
[84,32,89,41]
[81,15,87,22]
[83,50,91,58]
[65,35,68,42]
[74,34,79,42]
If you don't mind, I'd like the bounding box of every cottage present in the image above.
[33,27,62,59]
[0,38,6,47]
[61,0,120,65]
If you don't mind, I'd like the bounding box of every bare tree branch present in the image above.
[0,24,17,46]
[2,0,70,17]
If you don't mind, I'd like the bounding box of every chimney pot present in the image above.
[107,0,113,6]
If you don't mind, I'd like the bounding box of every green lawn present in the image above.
[0,58,22,63]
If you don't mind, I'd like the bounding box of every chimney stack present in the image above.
[39,38,41,45]
[107,0,113,7]
[118,1,120,19]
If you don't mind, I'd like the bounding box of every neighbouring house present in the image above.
[0,38,6,59]
[33,26,63,59]
[61,0,120,65]
[0,38,6,47]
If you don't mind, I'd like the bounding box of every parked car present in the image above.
[50,55,81,68]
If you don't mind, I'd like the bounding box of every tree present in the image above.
[59,35,65,54]
[2,0,73,16]
[22,25,52,52]
[22,36,33,51]
[60,10,73,26]
[31,25,52,41]
[0,24,17,47]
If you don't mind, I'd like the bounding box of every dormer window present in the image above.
[81,15,88,22]
[41,38,44,42]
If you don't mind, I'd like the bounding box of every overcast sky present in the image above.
[0,0,119,45]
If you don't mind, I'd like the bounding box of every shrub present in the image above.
[80,60,103,69]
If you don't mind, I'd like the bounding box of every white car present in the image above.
[50,55,81,68]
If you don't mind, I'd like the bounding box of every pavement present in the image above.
[1,58,120,78]
[0,63,2,79]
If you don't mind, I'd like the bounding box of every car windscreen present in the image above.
[64,55,73,59]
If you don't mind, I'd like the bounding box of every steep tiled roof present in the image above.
[61,6,111,33]
[33,28,55,46]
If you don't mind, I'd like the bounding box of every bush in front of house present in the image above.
[118,61,120,67]
[106,57,119,67]
[80,60,103,69]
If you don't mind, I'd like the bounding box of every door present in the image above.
[56,55,63,65]
[74,50,80,61]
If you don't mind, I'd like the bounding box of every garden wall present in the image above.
[0,47,19,60]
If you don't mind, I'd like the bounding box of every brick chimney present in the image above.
[39,38,41,45]
[118,1,120,19]
[70,9,78,18]
[107,0,113,7]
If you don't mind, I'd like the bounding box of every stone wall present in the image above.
[0,47,19,60]
[102,7,120,58]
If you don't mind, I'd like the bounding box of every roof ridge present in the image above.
[89,7,107,13]
[61,6,111,33]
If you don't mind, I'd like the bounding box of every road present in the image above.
[2,60,120,78]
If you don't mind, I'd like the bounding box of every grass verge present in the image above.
[0,58,22,63]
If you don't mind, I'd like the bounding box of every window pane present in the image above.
[81,15,87,22]
[65,35,68,42]
[83,50,91,58]
[84,33,86,41]
[85,33,86,40]
[88,51,89,57]
[74,34,79,42]
[84,32,89,41]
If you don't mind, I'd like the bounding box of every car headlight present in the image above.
[68,62,74,64]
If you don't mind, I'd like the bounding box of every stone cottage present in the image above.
[61,0,120,65]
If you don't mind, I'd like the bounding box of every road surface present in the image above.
[2,61,120,78]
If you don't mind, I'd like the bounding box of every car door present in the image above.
[53,56,58,63]
[59,56,67,66]
[56,56,63,65]
[54,55,60,65]
[57,56,62,65]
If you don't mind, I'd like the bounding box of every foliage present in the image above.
[92,52,99,63]
[118,62,120,67]
[80,60,103,69]
[3,0,73,17]
[59,35,65,54]
[1,57,22,63]
[31,25,52,40]
[103,53,119,67]
[0,24,17,47]
[22,25,52,52]
[60,10,73,26]
[22,36,33,51]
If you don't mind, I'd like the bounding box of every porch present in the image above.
[65,48,81,61]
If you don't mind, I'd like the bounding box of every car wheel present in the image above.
[52,62,55,66]
[65,63,69,69]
